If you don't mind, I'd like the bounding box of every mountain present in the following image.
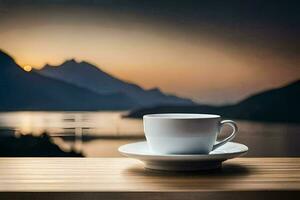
[0,50,135,110]
[227,80,300,121]
[125,80,300,123]
[36,60,194,107]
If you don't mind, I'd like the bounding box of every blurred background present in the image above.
[0,0,299,157]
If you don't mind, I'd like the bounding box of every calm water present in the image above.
[0,111,299,157]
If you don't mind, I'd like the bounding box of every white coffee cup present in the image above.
[143,113,238,154]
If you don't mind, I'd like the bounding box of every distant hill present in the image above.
[0,133,84,157]
[125,80,300,123]
[36,59,194,107]
[0,50,135,110]
[0,133,83,157]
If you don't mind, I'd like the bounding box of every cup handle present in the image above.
[212,120,238,151]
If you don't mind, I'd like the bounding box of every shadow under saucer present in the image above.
[123,162,250,177]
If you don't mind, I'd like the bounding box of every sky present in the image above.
[0,0,299,104]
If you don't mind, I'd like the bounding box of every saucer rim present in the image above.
[118,141,248,161]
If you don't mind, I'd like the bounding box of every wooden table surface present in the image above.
[0,158,299,200]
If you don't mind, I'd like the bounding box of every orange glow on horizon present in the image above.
[1,10,299,104]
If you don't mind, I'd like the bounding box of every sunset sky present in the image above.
[0,0,299,104]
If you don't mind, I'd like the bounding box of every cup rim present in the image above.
[143,113,220,119]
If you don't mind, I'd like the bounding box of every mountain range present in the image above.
[0,50,192,110]
[0,50,134,110]
[36,59,194,107]
[126,80,300,123]
[1,49,299,122]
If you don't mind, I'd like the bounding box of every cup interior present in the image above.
[143,113,220,119]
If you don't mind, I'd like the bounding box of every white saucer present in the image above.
[118,141,248,171]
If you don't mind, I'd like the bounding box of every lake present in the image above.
[0,111,299,157]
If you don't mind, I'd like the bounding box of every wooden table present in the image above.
[0,158,299,200]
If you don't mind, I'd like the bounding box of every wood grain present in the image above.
[0,158,299,199]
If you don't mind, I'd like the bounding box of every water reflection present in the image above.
[0,111,299,157]
[0,111,143,137]
[0,111,143,155]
